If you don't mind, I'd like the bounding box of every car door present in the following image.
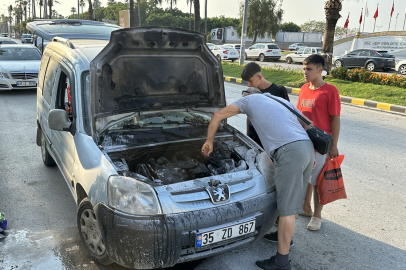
[355,50,370,67]
[256,44,265,58]
[298,47,312,62]
[292,48,304,62]
[49,60,77,188]
[343,51,360,67]
[246,44,256,58]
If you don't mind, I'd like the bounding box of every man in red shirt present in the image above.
[297,54,341,231]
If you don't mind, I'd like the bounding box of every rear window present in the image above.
[379,52,393,57]
[36,23,119,35]
[267,44,279,49]
[222,45,234,49]
[0,47,41,61]
[234,45,240,49]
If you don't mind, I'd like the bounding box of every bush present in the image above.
[286,78,306,88]
[330,67,406,89]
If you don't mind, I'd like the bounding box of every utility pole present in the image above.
[239,0,249,65]
[77,0,80,19]
[129,0,134,27]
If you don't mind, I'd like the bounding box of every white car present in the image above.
[211,44,239,62]
[285,47,322,64]
[0,44,41,91]
[206,42,214,50]
[228,44,241,53]
[395,59,406,75]
[289,43,307,51]
[244,43,281,62]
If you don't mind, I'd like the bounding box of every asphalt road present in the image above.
[0,83,406,270]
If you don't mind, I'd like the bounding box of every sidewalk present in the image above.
[223,76,406,115]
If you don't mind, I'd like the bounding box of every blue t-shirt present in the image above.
[233,93,310,155]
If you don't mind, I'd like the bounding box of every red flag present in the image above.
[359,10,363,24]
[373,5,379,19]
[390,1,394,17]
[344,14,349,28]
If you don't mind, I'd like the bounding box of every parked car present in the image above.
[206,42,214,50]
[333,49,395,71]
[288,43,307,51]
[228,44,241,53]
[1,33,9,37]
[244,43,281,62]
[0,37,18,44]
[28,20,277,269]
[211,44,239,62]
[0,44,41,91]
[395,59,406,75]
[285,47,322,64]
[21,33,33,43]
[391,49,406,61]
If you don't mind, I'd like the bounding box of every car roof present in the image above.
[27,19,121,41]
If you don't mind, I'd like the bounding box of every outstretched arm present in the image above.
[202,104,241,157]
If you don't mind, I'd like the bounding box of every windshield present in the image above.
[0,40,17,44]
[22,34,31,38]
[316,49,322,53]
[222,45,234,49]
[0,47,41,61]
[267,45,279,49]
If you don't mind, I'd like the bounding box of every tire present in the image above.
[216,54,221,62]
[77,198,113,265]
[231,59,235,63]
[334,60,343,68]
[244,53,247,60]
[399,64,406,75]
[286,57,292,64]
[41,132,56,166]
[259,54,265,62]
[366,62,375,71]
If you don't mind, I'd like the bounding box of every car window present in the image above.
[250,45,257,49]
[43,58,59,104]
[258,45,265,49]
[297,48,305,54]
[267,44,279,49]
[0,40,17,44]
[37,54,50,93]
[54,69,74,120]
[22,34,31,38]
[0,47,41,61]
[304,48,312,54]
[348,51,359,56]
[316,48,322,53]
[222,45,233,49]
[359,50,370,56]
[234,45,240,49]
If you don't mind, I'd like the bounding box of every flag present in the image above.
[365,4,369,17]
[373,5,378,19]
[344,14,349,28]
[390,0,394,17]
[359,9,363,24]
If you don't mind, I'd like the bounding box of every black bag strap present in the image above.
[267,95,311,126]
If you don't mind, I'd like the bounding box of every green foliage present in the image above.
[280,22,301,32]
[300,20,357,39]
[238,0,282,42]
[330,67,347,80]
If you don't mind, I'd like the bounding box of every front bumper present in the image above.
[95,190,277,269]
[264,53,281,60]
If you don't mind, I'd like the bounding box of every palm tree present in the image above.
[166,0,177,15]
[87,0,93,20]
[32,0,36,19]
[187,0,192,30]
[137,0,141,26]
[79,0,85,15]
[193,0,200,32]
[38,0,43,19]
[204,0,207,35]
[71,7,76,16]
[48,0,60,20]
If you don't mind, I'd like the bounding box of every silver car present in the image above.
[30,20,277,269]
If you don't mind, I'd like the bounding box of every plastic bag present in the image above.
[317,155,347,205]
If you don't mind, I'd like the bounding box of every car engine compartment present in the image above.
[108,139,256,186]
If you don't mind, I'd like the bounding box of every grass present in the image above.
[222,63,406,107]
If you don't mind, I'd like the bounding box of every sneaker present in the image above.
[307,217,322,231]
[255,256,292,270]
[263,231,294,247]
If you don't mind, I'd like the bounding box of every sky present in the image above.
[1,0,406,33]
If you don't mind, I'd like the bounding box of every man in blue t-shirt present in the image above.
[201,88,315,270]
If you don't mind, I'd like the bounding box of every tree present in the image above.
[80,0,86,15]
[107,0,116,5]
[87,0,93,20]
[71,7,76,16]
[280,22,301,32]
[239,0,282,44]
[300,20,325,33]
[38,0,43,19]
[193,0,200,32]
[166,0,177,15]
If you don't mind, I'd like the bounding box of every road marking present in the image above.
[377,103,391,111]
[225,77,231,82]
[351,99,365,106]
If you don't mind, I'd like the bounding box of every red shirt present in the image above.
[296,82,341,134]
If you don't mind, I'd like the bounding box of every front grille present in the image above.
[10,72,38,80]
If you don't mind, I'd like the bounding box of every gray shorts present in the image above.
[271,140,315,217]
[310,152,328,185]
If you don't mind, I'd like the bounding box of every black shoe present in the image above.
[263,231,294,247]
[255,256,292,270]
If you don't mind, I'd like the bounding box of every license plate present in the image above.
[196,220,256,247]
[230,52,236,55]
[273,52,279,54]
[17,81,36,86]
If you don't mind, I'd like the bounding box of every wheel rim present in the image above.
[367,63,375,71]
[335,60,342,68]
[259,54,264,61]
[244,53,247,60]
[286,58,292,64]
[400,65,406,75]
[80,208,106,256]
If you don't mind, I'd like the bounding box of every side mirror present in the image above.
[48,109,72,131]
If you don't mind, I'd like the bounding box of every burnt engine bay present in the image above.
[108,140,257,185]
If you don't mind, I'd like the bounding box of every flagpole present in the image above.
[359,8,363,33]
[373,4,378,32]
[403,9,406,30]
[362,2,367,32]
[388,17,392,31]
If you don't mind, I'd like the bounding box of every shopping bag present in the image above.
[317,155,347,205]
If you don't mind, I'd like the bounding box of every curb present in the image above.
[223,76,406,115]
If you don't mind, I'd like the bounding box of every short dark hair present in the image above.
[303,54,325,69]
[241,62,261,81]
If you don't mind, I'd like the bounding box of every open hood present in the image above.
[90,27,226,122]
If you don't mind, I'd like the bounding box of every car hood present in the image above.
[89,27,225,126]
[0,60,40,72]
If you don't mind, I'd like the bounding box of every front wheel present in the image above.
[77,198,113,265]
[366,62,375,71]
[259,54,265,62]
[399,64,406,75]
[334,60,343,68]
[286,57,292,64]
[216,54,221,62]
[244,53,247,60]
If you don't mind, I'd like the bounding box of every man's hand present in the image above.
[201,141,213,157]
[329,145,339,159]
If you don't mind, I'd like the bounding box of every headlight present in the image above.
[108,175,162,215]
[0,72,9,78]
